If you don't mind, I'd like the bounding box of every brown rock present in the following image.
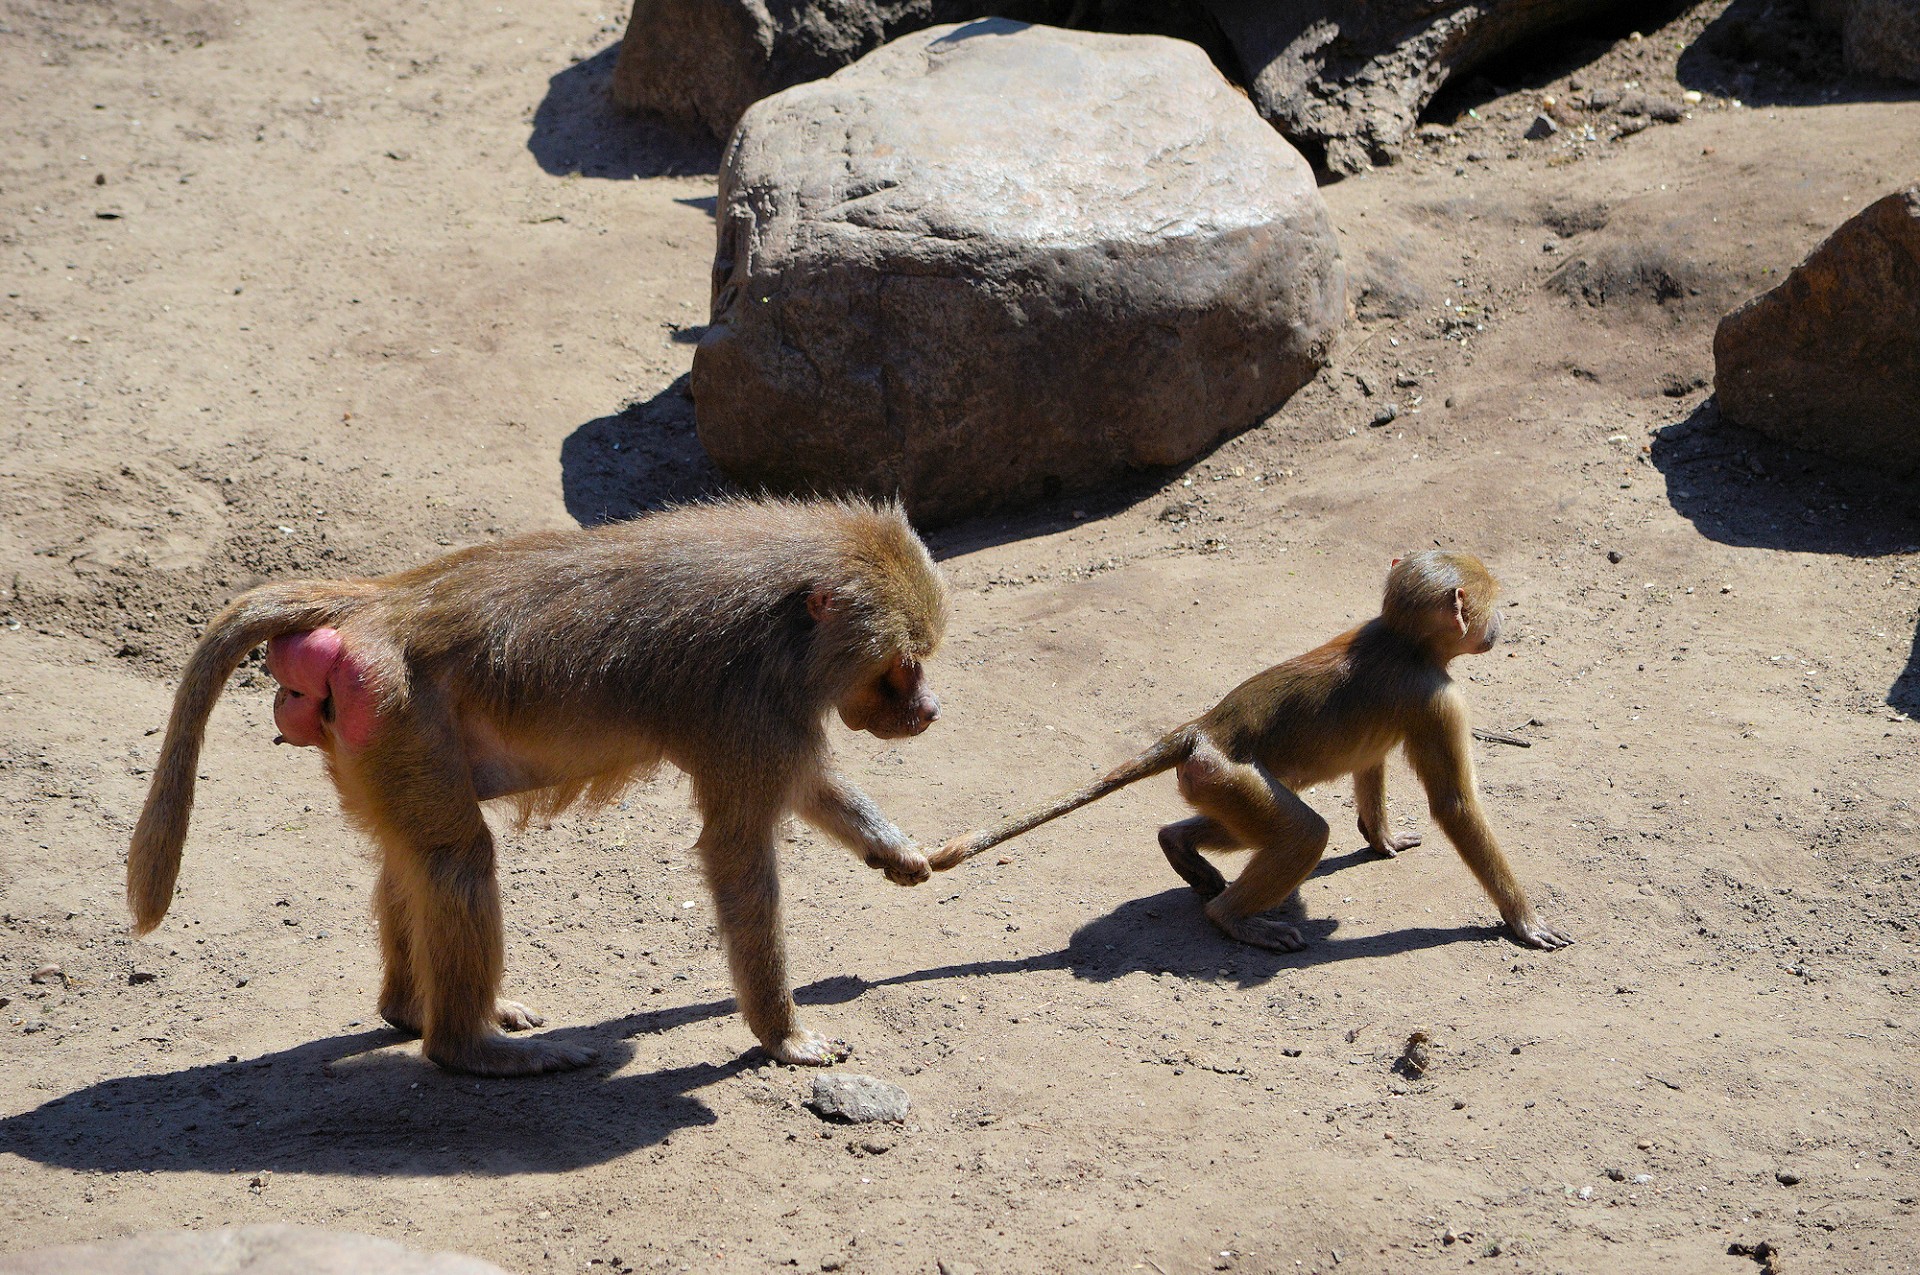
[1714,187,1920,471]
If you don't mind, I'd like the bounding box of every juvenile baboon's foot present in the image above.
[426,1032,597,1077]
[1366,830,1423,858]
[1506,912,1573,951]
[766,1027,851,1067]
[1158,825,1227,899]
[867,845,931,887]
[495,1000,546,1031]
[1208,904,1306,953]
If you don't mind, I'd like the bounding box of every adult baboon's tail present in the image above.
[928,725,1198,870]
[127,581,364,933]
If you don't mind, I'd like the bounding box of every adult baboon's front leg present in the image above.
[697,811,848,1065]
[798,769,931,886]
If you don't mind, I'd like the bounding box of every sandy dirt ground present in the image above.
[3,2,1918,1272]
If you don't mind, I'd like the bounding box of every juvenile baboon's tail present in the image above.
[928,725,1198,871]
[127,581,366,934]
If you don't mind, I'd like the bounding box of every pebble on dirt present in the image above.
[805,1073,910,1124]
[29,964,64,984]
[1394,1030,1433,1078]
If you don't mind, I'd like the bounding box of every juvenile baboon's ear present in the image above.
[807,588,839,624]
[1452,587,1470,636]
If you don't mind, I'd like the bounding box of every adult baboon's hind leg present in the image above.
[372,860,546,1038]
[343,700,592,1075]
[373,861,422,1035]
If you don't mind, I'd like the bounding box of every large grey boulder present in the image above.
[1714,187,1920,471]
[691,21,1346,524]
[0,1225,511,1275]
[1192,0,1619,174]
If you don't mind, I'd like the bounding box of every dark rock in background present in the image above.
[1194,0,1622,174]
[607,0,1628,171]
[1814,0,1920,82]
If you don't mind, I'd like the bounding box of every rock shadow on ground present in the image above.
[1651,398,1920,713]
[527,44,719,180]
[558,377,727,526]
[556,375,1181,556]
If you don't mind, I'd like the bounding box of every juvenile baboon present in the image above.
[129,498,950,1075]
[931,551,1570,952]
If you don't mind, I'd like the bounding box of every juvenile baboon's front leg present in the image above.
[1406,705,1572,951]
[1355,763,1422,857]
[798,769,931,886]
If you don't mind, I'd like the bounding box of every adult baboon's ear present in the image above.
[807,588,839,624]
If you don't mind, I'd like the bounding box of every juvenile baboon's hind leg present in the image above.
[343,702,591,1076]
[1176,739,1329,952]
[1355,762,1422,857]
[1157,815,1239,899]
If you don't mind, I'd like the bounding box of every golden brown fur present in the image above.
[130,497,951,1075]
[931,551,1570,953]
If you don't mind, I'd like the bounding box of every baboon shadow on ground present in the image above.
[0,847,1492,1177]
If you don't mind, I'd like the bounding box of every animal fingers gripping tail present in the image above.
[127,497,953,1077]
[930,551,1572,955]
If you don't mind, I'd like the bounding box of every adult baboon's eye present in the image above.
[887,659,919,697]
